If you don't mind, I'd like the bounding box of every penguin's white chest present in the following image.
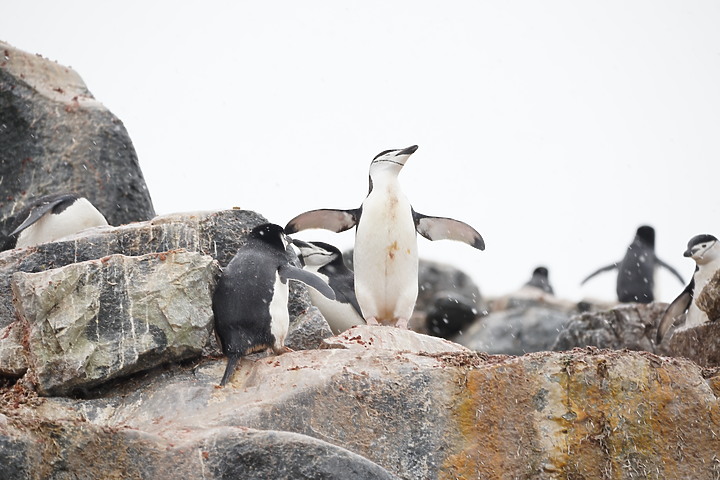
[16,198,108,248]
[306,271,364,334]
[354,184,418,322]
[269,273,290,349]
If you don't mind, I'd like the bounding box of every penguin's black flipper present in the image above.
[279,264,336,301]
[580,263,619,285]
[412,210,485,251]
[8,193,78,236]
[656,257,686,286]
[284,208,361,234]
[656,276,695,345]
[220,354,241,387]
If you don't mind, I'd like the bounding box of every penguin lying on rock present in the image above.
[212,223,335,386]
[2,193,108,251]
[292,239,365,334]
[656,234,720,344]
[285,145,484,329]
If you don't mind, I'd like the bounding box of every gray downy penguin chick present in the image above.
[213,223,335,386]
[656,234,720,344]
[2,193,108,251]
[292,239,365,334]
[285,145,484,329]
[581,225,684,303]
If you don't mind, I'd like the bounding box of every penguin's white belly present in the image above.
[16,199,108,248]
[354,189,418,323]
[309,288,364,334]
[269,274,290,350]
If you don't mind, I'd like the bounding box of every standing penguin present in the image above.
[213,223,335,386]
[292,239,365,334]
[656,234,720,344]
[285,145,484,328]
[2,193,108,251]
[581,225,684,303]
[524,266,554,295]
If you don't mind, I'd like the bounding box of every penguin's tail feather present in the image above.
[220,355,240,386]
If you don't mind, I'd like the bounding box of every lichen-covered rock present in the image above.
[697,269,720,322]
[552,303,667,353]
[663,321,720,367]
[457,305,573,355]
[11,250,219,396]
[0,41,155,242]
[2,330,718,479]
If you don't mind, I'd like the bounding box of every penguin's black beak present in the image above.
[683,248,694,257]
[291,238,312,249]
[397,145,418,156]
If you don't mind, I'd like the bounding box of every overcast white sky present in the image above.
[3,1,720,302]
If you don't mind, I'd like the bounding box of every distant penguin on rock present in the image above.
[2,193,108,251]
[292,239,365,334]
[285,145,485,329]
[581,225,684,303]
[656,234,720,344]
[213,223,335,386]
[524,266,554,295]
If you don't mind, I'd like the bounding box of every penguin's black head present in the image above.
[371,145,418,166]
[533,266,549,277]
[684,233,718,259]
[292,239,341,268]
[250,223,287,249]
[635,225,655,247]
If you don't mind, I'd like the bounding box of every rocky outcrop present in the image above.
[552,303,667,354]
[696,269,720,324]
[11,251,219,396]
[0,41,155,242]
[1,327,719,479]
[455,304,574,355]
[0,209,325,381]
[0,209,266,331]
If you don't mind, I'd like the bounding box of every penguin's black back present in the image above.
[617,232,656,303]
[213,227,288,357]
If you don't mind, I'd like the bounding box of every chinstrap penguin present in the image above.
[213,223,335,386]
[2,193,108,251]
[581,225,684,303]
[524,266,554,295]
[656,234,720,344]
[285,145,484,329]
[292,239,365,334]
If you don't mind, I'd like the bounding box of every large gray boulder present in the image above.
[0,41,155,241]
[456,304,574,355]
[11,250,219,396]
[552,303,667,353]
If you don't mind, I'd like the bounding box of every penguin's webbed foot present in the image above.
[394,318,409,329]
[365,317,380,326]
[275,345,294,355]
